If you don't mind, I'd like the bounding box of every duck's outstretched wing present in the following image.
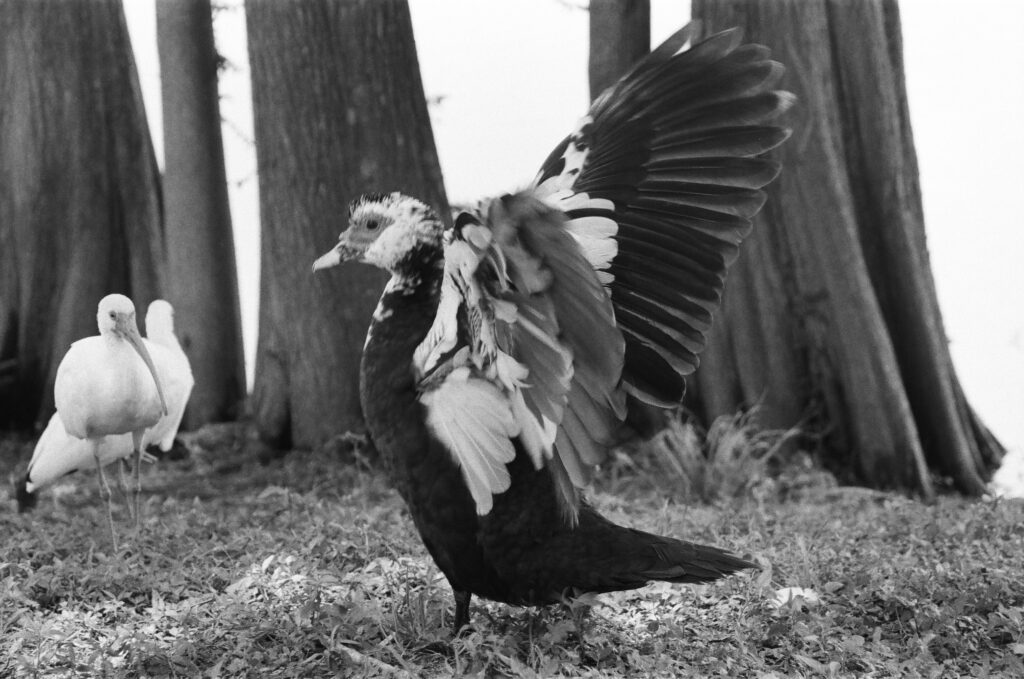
[533,23,792,407]
[415,24,791,523]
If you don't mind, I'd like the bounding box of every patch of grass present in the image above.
[1,425,1022,677]
[603,407,808,505]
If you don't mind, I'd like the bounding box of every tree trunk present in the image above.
[0,0,165,430]
[689,0,1003,496]
[588,0,650,99]
[157,0,246,428]
[246,0,448,449]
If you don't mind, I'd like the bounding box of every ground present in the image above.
[1,425,1023,678]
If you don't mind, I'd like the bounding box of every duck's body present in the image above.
[315,24,792,628]
[358,211,753,625]
[358,274,504,605]
[18,301,193,511]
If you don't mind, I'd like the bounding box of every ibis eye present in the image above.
[366,219,380,231]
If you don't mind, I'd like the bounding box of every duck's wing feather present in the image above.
[415,24,791,523]
[415,194,623,523]
[533,23,793,406]
[420,366,518,515]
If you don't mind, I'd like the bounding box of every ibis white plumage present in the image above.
[17,300,194,517]
[140,300,194,454]
[46,294,170,548]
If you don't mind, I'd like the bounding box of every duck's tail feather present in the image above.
[557,506,757,594]
[637,530,757,583]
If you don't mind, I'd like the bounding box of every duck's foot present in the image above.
[453,589,472,633]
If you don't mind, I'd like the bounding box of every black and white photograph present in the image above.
[1,0,1022,676]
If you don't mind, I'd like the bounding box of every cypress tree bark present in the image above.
[0,0,165,429]
[246,0,448,448]
[588,0,650,99]
[689,0,1003,495]
[157,0,246,428]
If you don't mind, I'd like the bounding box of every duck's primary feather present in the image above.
[314,22,792,629]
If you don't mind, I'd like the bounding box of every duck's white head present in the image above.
[312,192,444,276]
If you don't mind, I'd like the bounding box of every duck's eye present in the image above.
[109,311,117,319]
[366,219,380,231]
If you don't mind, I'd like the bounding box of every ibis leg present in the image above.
[117,459,134,521]
[453,590,472,632]
[131,431,145,530]
[93,444,119,552]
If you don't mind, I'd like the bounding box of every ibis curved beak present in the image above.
[123,322,168,416]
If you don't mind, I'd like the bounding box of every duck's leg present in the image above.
[131,430,145,529]
[567,597,592,654]
[93,442,119,552]
[453,590,472,632]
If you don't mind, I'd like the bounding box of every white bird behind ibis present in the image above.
[141,300,194,453]
[18,300,194,516]
[51,294,168,549]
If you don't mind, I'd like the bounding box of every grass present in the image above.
[1,423,1023,678]
[608,407,802,505]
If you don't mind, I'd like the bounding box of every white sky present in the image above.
[124,0,1024,452]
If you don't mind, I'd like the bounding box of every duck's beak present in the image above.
[121,316,168,416]
[312,245,342,272]
[313,232,363,272]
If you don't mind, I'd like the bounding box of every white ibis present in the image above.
[141,300,194,455]
[17,300,194,519]
[51,294,168,549]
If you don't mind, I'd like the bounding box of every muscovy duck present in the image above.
[313,24,792,629]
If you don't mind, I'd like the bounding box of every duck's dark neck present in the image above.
[359,255,443,446]
[364,239,443,351]
[367,267,442,351]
